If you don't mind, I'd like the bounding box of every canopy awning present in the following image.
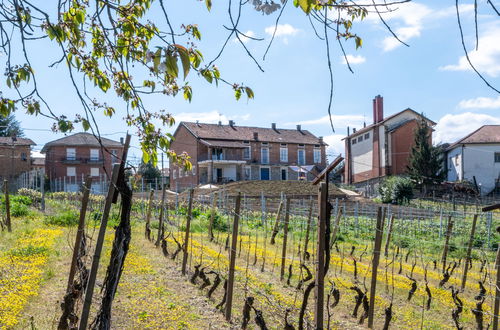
[199,139,245,148]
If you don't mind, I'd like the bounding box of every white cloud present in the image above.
[173,111,250,125]
[324,134,345,158]
[234,30,256,44]
[440,23,500,77]
[458,96,500,109]
[434,112,500,143]
[341,54,366,65]
[284,114,365,128]
[264,24,299,37]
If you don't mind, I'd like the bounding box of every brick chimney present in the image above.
[272,123,277,131]
[253,132,259,140]
[296,125,301,132]
[373,95,384,124]
[229,120,235,127]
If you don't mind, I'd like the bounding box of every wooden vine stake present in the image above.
[155,184,167,247]
[144,189,154,239]
[493,226,500,330]
[329,207,343,251]
[270,199,284,245]
[209,193,217,241]
[181,189,194,275]
[65,176,92,293]
[461,214,478,290]
[368,207,385,329]
[441,215,454,273]
[3,180,11,232]
[225,192,241,321]
[384,214,395,258]
[315,182,327,328]
[280,197,291,281]
[302,197,314,259]
[79,163,121,330]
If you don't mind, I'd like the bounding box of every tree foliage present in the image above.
[379,176,414,205]
[137,160,161,183]
[0,114,24,137]
[407,117,446,188]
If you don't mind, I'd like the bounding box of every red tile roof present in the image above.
[449,125,500,148]
[0,137,35,146]
[41,132,122,152]
[181,122,324,145]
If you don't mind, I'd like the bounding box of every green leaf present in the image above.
[165,52,178,78]
[245,87,254,99]
[355,36,363,49]
[205,0,212,11]
[175,45,190,80]
[183,86,192,102]
[81,119,90,131]
[153,48,162,72]
[297,0,313,14]
[235,88,242,101]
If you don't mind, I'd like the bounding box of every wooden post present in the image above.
[145,189,154,239]
[280,197,291,281]
[155,184,167,246]
[368,207,385,328]
[384,214,395,257]
[66,177,92,293]
[181,189,194,275]
[494,225,500,330]
[79,164,120,330]
[270,200,284,245]
[329,207,343,251]
[315,182,327,328]
[442,215,454,272]
[209,193,217,241]
[40,172,45,212]
[461,214,478,290]
[3,180,11,232]
[225,192,241,321]
[303,197,314,258]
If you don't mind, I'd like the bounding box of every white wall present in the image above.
[447,146,462,182]
[351,129,373,175]
[463,144,500,194]
[379,125,386,168]
[212,164,237,181]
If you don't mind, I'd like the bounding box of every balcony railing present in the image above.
[61,157,104,164]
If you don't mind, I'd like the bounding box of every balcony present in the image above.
[61,157,104,164]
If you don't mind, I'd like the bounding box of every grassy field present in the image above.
[1,192,499,329]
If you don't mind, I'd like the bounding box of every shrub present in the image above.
[379,176,414,205]
[44,210,79,226]
[10,202,30,217]
[11,195,33,206]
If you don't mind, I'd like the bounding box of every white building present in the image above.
[446,125,500,195]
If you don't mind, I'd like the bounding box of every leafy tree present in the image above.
[137,160,161,184]
[379,176,414,205]
[0,114,24,137]
[407,117,446,191]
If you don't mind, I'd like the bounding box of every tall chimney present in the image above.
[229,120,235,127]
[120,137,124,144]
[353,128,357,133]
[272,123,277,131]
[296,125,301,131]
[253,132,258,140]
[373,95,384,124]
[319,136,323,144]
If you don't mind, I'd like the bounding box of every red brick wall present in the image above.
[390,120,422,175]
[169,125,199,189]
[0,145,32,177]
[45,145,122,180]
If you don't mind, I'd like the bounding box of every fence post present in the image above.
[461,214,478,290]
[79,164,120,330]
[368,207,385,328]
[384,214,395,257]
[315,182,327,328]
[303,197,314,259]
[155,184,167,247]
[280,197,291,281]
[494,226,500,330]
[145,189,154,240]
[40,172,45,211]
[442,215,454,272]
[65,177,92,293]
[225,192,241,321]
[270,199,284,245]
[3,180,11,232]
[181,189,194,275]
[209,193,217,241]
[329,207,343,251]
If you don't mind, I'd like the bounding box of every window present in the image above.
[90,149,99,161]
[280,144,288,162]
[261,147,269,164]
[67,167,76,176]
[314,147,321,163]
[298,148,305,165]
[352,139,357,145]
[192,165,196,176]
[281,168,287,180]
[66,148,76,160]
[244,166,251,180]
[179,169,184,178]
[364,133,370,139]
[91,168,99,177]
[358,136,363,142]
[172,169,177,179]
[495,152,500,163]
[243,141,251,159]
[110,149,119,164]
[212,148,223,160]
[21,152,27,161]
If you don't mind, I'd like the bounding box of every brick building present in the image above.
[344,95,435,186]
[170,121,327,190]
[41,133,123,191]
[0,137,35,178]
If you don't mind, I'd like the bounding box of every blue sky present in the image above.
[7,0,500,166]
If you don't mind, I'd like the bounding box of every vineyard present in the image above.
[1,179,500,330]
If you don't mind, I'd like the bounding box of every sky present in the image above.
[4,0,500,167]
